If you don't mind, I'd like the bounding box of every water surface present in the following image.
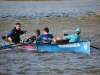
[0,1,100,75]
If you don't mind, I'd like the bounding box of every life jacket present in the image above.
[11,28,21,43]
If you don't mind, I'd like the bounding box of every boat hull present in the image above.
[37,41,90,54]
[1,41,90,54]
[18,44,37,53]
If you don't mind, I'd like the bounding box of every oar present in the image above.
[89,40,100,50]
[0,44,17,50]
[90,45,100,50]
[0,42,33,50]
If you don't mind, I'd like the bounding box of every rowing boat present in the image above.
[1,41,90,54]
[37,41,90,54]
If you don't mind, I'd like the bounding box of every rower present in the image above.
[54,33,69,44]
[26,29,40,43]
[1,36,14,46]
[7,23,26,43]
[37,27,53,44]
[1,36,8,46]
[64,28,81,43]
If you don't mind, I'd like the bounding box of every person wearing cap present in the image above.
[64,28,81,43]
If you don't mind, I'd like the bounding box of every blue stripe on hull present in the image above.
[37,41,90,54]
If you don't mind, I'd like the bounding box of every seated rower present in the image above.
[26,29,40,43]
[55,33,69,44]
[64,28,81,43]
[37,27,53,44]
[7,23,26,44]
[1,36,14,46]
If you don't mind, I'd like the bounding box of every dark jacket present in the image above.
[7,28,25,43]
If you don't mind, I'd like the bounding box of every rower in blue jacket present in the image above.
[7,23,26,43]
[37,27,53,44]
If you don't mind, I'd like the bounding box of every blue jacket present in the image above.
[37,34,53,44]
[7,28,25,43]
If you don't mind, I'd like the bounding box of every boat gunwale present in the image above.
[36,41,90,46]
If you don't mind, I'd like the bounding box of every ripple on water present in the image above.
[0,72,8,75]
[0,15,100,75]
[83,70,100,75]
[16,71,28,74]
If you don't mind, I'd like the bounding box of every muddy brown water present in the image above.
[0,16,100,75]
[0,1,100,75]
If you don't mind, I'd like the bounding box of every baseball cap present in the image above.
[76,28,81,33]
